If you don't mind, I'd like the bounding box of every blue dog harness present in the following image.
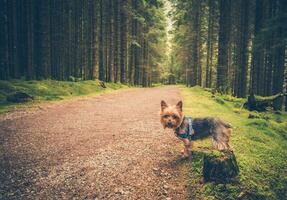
[175,117,194,140]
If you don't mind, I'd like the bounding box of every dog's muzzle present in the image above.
[167,122,173,128]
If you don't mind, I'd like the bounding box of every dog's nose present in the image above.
[167,122,173,127]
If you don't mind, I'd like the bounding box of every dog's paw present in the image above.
[181,155,189,160]
[181,154,193,161]
[181,148,193,160]
[181,152,190,159]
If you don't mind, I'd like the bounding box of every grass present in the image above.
[179,86,287,200]
[0,79,131,114]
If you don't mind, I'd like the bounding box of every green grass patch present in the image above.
[179,86,287,200]
[0,80,131,114]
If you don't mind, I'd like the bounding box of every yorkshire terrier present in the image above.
[160,100,232,158]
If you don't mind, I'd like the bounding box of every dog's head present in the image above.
[160,100,184,129]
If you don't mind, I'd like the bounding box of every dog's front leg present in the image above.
[181,138,192,158]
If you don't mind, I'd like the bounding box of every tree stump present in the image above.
[203,150,239,183]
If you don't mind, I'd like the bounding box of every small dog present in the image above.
[160,100,232,157]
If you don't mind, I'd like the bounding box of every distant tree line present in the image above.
[170,0,287,110]
[0,0,167,87]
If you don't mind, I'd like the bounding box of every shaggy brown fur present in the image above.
[160,100,232,157]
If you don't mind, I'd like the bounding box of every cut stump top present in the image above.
[203,150,239,183]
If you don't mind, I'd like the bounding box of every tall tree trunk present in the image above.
[114,0,120,82]
[7,0,19,79]
[133,0,139,85]
[120,0,127,83]
[0,0,9,80]
[105,0,111,82]
[217,0,231,93]
[272,0,286,110]
[91,0,99,80]
[205,0,215,88]
[17,0,28,78]
[233,0,249,97]
[99,0,105,81]
[108,0,114,82]
[26,0,35,80]
[34,0,51,79]
[250,0,264,95]
[190,0,201,87]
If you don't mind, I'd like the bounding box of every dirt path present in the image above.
[0,86,191,200]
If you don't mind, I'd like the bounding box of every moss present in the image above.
[214,96,225,105]
[208,150,224,157]
[247,119,269,128]
[179,86,287,200]
[0,80,131,114]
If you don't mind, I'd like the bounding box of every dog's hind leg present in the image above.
[222,128,232,150]
[213,125,232,150]
[220,142,229,150]
[212,138,222,150]
[213,140,229,150]
[213,119,232,150]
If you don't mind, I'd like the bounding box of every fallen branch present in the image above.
[243,93,287,112]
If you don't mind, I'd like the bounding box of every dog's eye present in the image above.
[163,115,169,118]
[172,115,178,119]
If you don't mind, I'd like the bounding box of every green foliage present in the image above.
[179,86,287,200]
[0,80,130,114]
[166,0,215,86]
[124,0,168,84]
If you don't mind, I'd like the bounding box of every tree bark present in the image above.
[98,0,105,81]
[217,0,231,93]
[0,0,9,80]
[120,0,127,83]
[250,0,264,95]
[205,0,215,88]
[233,0,249,98]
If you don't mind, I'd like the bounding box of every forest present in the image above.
[0,0,286,109]
[0,0,167,86]
[169,0,287,110]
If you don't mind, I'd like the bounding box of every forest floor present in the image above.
[0,85,286,200]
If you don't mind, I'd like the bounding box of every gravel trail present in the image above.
[0,86,190,200]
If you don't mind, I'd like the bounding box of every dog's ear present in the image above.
[176,101,183,111]
[161,100,168,111]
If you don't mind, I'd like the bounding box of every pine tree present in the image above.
[233,0,249,98]
[120,0,127,83]
[0,0,9,80]
[217,0,231,93]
